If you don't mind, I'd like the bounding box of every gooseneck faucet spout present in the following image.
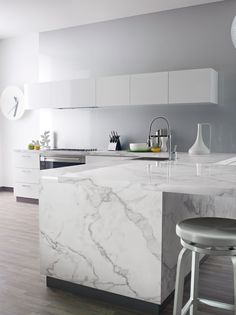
[147,116,173,160]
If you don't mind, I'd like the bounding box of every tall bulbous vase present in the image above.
[188,123,211,155]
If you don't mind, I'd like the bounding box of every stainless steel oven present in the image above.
[40,155,86,170]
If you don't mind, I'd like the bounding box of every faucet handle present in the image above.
[171,145,177,160]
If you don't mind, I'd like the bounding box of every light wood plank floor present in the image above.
[0,191,234,315]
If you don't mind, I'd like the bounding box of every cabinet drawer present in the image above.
[15,168,40,184]
[14,183,39,199]
[15,152,39,169]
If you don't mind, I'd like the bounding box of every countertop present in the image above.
[41,153,236,196]
[15,148,169,158]
[40,152,236,305]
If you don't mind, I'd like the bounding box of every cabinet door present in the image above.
[24,81,70,109]
[96,75,130,106]
[70,78,95,108]
[130,72,168,105]
[25,78,95,109]
[169,68,218,104]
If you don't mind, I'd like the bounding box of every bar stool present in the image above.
[173,217,236,315]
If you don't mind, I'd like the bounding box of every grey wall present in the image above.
[39,0,236,152]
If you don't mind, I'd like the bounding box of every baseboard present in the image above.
[16,197,39,204]
[46,276,161,314]
[0,188,38,204]
[0,186,14,192]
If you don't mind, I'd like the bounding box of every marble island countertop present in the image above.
[41,153,236,196]
[39,152,236,309]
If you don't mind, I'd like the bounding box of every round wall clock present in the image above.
[0,86,25,120]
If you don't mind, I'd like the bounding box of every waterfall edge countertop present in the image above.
[41,153,236,196]
[39,152,236,309]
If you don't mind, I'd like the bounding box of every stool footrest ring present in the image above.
[180,297,235,315]
[181,239,236,256]
[198,298,235,311]
[181,298,193,315]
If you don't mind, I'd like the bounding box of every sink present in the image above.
[133,157,169,161]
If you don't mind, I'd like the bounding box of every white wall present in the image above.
[0,34,40,187]
[0,32,91,187]
[0,114,3,185]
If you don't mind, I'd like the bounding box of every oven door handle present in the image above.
[40,156,85,163]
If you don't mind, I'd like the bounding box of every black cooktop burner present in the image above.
[50,148,98,152]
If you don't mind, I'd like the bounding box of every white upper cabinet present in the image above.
[25,80,69,109]
[130,72,168,105]
[24,68,218,109]
[96,75,130,107]
[25,78,95,109]
[70,79,95,108]
[169,68,218,104]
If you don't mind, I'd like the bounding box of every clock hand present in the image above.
[8,104,17,115]
[13,96,19,117]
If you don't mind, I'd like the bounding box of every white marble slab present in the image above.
[57,158,236,196]
[40,177,164,303]
[39,152,236,305]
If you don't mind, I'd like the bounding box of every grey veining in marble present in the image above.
[39,153,236,305]
[40,177,163,303]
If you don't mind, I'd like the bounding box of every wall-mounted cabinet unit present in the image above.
[24,68,218,109]
[130,72,168,105]
[169,68,218,104]
[24,78,95,109]
[96,75,130,107]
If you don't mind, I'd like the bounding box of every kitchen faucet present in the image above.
[147,116,174,160]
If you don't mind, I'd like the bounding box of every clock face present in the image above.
[0,86,25,120]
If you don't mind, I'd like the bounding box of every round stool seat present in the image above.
[176,217,236,247]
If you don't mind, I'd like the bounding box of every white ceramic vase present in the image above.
[188,123,211,155]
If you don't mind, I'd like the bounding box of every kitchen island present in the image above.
[39,153,236,313]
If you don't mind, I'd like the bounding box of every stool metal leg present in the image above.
[231,256,236,315]
[173,248,189,315]
[190,251,200,315]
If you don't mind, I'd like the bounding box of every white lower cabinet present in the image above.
[14,151,40,200]
[15,152,40,169]
[15,168,40,184]
[14,183,39,199]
